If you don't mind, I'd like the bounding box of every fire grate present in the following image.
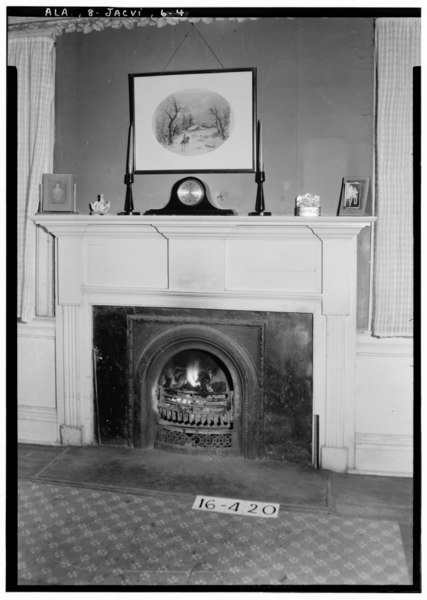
[157,386,234,428]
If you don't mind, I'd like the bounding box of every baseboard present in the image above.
[18,405,57,422]
[353,432,413,477]
[18,405,59,445]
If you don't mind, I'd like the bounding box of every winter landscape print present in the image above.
[131,69,255,172]
[153,89,233,156]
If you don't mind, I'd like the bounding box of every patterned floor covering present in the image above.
[18,480,410,587]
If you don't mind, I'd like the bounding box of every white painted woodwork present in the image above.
[86,238,168,289]
[169,237,226,291]
[32,214,375,472]
[226,236,321,293]
[17,319,56,408]
[18,318,59,444]
[54,304,83,445]
[35,227,55,316]
[352,433,413,476]
[56,236,84,305]
[310,225,360,316]
[353,334,413,476]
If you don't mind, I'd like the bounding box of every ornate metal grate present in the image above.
[156,425,232,448]
[157,386,234,429]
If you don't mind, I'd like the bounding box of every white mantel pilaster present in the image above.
[34,214,374,470]
[310,224,361,472]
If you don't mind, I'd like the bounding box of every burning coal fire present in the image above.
[159,353,229,397]
[156,351,234,429]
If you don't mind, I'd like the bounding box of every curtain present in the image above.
[8,32,56,323]
[372,18,420,337]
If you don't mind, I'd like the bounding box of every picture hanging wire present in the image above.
[162,22,225,71]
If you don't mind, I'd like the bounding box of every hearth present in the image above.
[93,307,313,464]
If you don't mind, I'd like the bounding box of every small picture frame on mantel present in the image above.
[40,174,76,213]
[338,177,369,216]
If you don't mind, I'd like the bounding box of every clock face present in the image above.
[177,178,204,206]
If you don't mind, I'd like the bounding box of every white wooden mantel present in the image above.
[34,214,375,472]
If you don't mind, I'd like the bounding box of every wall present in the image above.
[18,320,58,444]
[55,18,374,216]
[354,336,413,476]
[54,18,374,329]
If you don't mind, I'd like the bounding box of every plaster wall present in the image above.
[55,18,374,217]
[54,18,374,330]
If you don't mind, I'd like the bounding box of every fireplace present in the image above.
[34,214,374,472]
[93,307,314,462]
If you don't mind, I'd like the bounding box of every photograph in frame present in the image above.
[338,176,370,216]
[41,174,76,213]
[130,68,256,173]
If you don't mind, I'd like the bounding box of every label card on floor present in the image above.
[192,495,280,518]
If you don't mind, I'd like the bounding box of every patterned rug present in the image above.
[17,480,411,587]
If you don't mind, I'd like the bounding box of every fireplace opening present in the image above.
[131,321,254,457]
[93,307,313,465]
[154,349,237,453]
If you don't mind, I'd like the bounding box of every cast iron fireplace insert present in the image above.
[93,307,313,465]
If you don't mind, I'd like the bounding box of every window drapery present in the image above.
[372,18,420,337]
[9,32,56,322]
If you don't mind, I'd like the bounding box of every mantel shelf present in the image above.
[33,214,376,239]
[34,214,376,226]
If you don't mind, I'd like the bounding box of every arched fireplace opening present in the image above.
[155,349,237,452]
[154,350,236,450]
[130,321,261,459]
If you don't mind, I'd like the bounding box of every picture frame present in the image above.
[338,177,370,216]
[40,174,76,213]
[129,68,257,173]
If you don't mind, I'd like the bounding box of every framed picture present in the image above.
[41,174,76,213]
[338,177,370,216]
[129,68,256,173]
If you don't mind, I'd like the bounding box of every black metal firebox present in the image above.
[129,317,261,458]
[93,307,313,465]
